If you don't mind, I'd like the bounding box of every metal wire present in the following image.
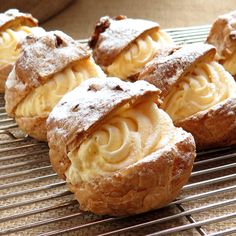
[0,25,235,236]
[146,213,236,236]
[0,190,72,211]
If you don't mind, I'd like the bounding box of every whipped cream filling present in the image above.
[15,58,105,117]
[161,61,236,121]
[0,26,45,68]
[107,30,174,80]
[65,101,175,184]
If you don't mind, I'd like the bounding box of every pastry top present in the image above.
[138,43,216,99]
[206,10,236,59]
[5,31,90,115]
[89,15,159,67]
[47,77,160,154]
[0,9,38,33]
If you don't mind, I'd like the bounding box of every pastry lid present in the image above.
[89,15,160,67]
[5,30,90,115]
[138,43,216,99]
[0,9,38,32]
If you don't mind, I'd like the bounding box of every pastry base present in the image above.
[65,128,195,216]
[16,116,47,141]
[176,97,236,150]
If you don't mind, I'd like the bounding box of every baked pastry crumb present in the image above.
[47,77,196,216]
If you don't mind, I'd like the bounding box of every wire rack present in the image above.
[0,25,236,236]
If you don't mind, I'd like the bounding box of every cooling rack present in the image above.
[0,25,236,236]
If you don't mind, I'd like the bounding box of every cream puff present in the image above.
[89,15,174,80]
[207,10,236,78]
[138,43,236,150]
[47,77,196,216]
[5,31,105,141]
[0,9,45,92]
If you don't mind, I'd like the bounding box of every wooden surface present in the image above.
[41,0,236,39]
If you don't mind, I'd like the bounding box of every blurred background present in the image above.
[1,0,236,39]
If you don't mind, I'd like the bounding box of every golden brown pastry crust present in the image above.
[70,130,195,216]
[15,116,47,141]
[206,10,236,59]
[47,77,196,216]
[5,31,90,141]
[138,43,236,150]
[176,97,236,150]
[0,9,38,93]
[138,43,216,99]
[89,15,159,67]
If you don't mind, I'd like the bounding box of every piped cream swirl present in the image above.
[65,101,175,184]
[0,26,44,68]
[15,59,105,117]
[107,30,174,79]
[161,61,236,121]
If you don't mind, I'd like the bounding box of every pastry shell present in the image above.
[89,15,159,67]
[47,77,196,216]
[138,43,236,150]
[176,97,236,150]
[0,9,38,92]
[5,31,90,141]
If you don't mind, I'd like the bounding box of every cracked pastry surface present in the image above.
[47,77,196,216]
